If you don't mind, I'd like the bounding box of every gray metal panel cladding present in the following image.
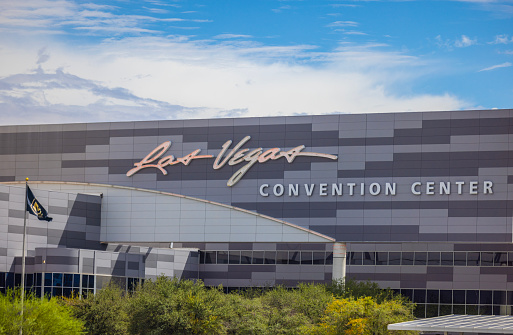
[1,109,512,243]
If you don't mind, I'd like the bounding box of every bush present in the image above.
[0,290,84,335]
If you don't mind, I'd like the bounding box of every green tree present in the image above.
[67,283,129,335]
[306,296,418,335]
[0,290,84,335]
[128,277,227,335]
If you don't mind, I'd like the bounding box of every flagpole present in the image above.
[19,177,28,335]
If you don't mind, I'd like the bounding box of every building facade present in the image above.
[1,108,512,317]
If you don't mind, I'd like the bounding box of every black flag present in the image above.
[26,185,52,222]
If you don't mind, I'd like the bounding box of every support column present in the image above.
[332,242,346,283]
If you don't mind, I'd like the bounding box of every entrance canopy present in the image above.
[388,314,513,334]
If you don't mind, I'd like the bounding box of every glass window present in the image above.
[14,274,21,286]
[453,290,465,304]
[507,291,513,305]
[348,252,363,265]
[413,289,426,303]
[289,251,300,264]
[480,305,493,315]
[26,274,33,287]
[401,289,413,301]
[63,288,72,298]
[414,252,427,265]
[217,251,229,264]
[453,305,465,314]
[466,290,479,304]
[301,252,313,265]
[81,274,88,288]
[427,290,439,304]
[426,304,439,318]
[0,272,6,288]
[44,273,52,287]
[52,287,63,296]
[440,304,452,316]
[264,251,276,264]
[413,304,425,318]
[53,273,62,287]
[241,251,252,264]
[467,252,480,266]
[199,251,205,264]
[453,252,466,266]
[493,291,506,305]
[6,273,15,289]
[229,251,241,265]
[508,252,513,266]
[64,274,73,287]
[402,252,414,265]
[440,290,452,304]
[325,252,333,265]
[480,291,492,305]
[363,252,375,265]
[441,252,453,266]
[204,251,216,264]
[427,252,440,266]
[276,251,288,265]
[494,252,507,266]
[466,305,479,315]
[481,252,494,266]
[389,252,401,265]
[376,252,388,265]
[312,252,325,265]
[88,275,94,289]
[252,251,264,264]
[35,273,42,286]
[73,274,80,287]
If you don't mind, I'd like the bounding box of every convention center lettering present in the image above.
[126,135,338,187]
[126,136,494,196]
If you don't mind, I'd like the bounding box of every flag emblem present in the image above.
[26,186,52,222]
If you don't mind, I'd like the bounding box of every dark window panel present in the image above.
[414,304,425,318]
[441,252,453,266]
[493,291,507,305]
[481,252,494,266]
[376,252,388,265]
[325,252,333,265]
[440,290,452,304]
[217,251,229,264]
[241,251,252,264]
[440,304,452,316]
[426,304,439,318]
[204,251,216,264]
[413,289,426,303]
[453,305,465,314]
[466,305,479,315]
[428,252,440,266]
[453,290,465,304]
[64,274,73,287]
[52,287,63,297]
[363,252,375,265]
[301,251,313,265]
[402,252,414,265]
[26,274,33,287]
[427,290,439,304]
[35,273,42,287]
[264,251,276,264]
[229,251,241,265]
[401,289,413,301]
[389,252,401,265]
[348,252,363,265]
[479,305,493,315]
[252,251,264,264]
[480,291,493,305]
[466,290,479,304]
[494,252,508,266]
[45,273,53,287]
[312,252,325,265]
[88,275,94,289]
[453,252,466,266]
[276,251,289,265]
[414,252,427,265]
[467,252,480,266]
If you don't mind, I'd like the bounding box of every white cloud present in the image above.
[478,62,512,72]
[327,21,359,28]
[490,34,513,44]
[454,35,477,47]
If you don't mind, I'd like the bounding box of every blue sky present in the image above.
[0,0,511,124]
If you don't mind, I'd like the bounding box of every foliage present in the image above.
[306,296,418,335]
[57,276,417,335]
[328,278,399,303]
[66,283,129,335]
[127,277,227,335]
[0,290,84,335]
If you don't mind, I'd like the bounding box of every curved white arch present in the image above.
[3,181,335,243]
